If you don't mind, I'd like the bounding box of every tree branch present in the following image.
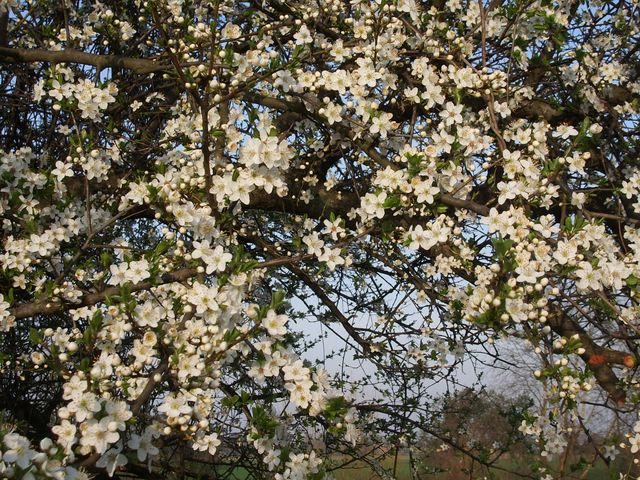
[0,46,171,73]
[548,308,634,405]
[10,254,314,321]
[0,46,229,75]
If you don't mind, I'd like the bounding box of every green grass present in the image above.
[213,465,251,479]
[190,452,631,479]
[331,453,412,480]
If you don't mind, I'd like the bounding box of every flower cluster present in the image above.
[1,0,639,478]
[35,71,117,121]
[0,429,87,480]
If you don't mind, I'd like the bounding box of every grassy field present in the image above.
[330,453,412,480]
[211,454,412,480]
[210,453,631,479]
[328,454,627,480]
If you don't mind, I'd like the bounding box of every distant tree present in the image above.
[414,389,534,478]
[0,0,639,478]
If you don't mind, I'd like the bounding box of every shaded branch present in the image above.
[0,46,170,73]
[9,255,307,321]
[548,307,635,405]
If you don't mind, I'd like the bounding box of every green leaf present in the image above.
[436,204,448,214]
[270,290,285,310]
[146,185,159,202]
[79,358,91,372]
[119,284,133,303]
[492,237,514,258]
[100,252,112,267]
[381,220,395,234]
[82,328,93,346]
[383,194,400,209]
[221,395,239,408]
[239,260,259,273]
[90,310,103,331]
[153,240,172,257]
[28,328,43,345]
[251,406,279,434]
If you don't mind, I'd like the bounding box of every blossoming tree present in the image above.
[0,0,639,477]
